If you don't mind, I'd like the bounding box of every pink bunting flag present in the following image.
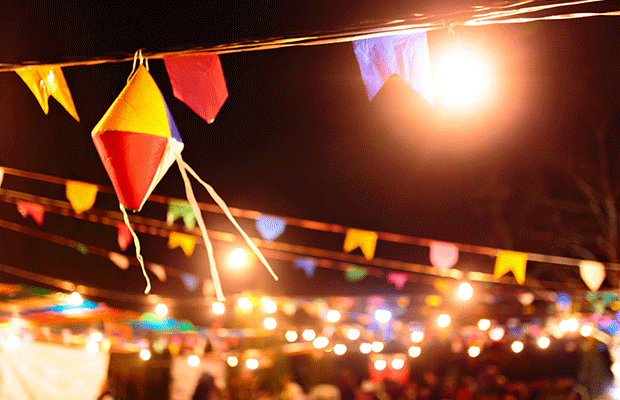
[117,222,132,251]
[387,272,408,289]
[16,201,45,226]
[164,53,228,124]
[429,241,459,270]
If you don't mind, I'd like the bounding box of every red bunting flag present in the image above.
[16,201,45,226]
[117,222,133,251]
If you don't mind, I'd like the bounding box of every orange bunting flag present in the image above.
[148,263,167,282]
[65,181,98,213]
[108,252,130,270]
[343,228,378,260]
[168,232,196,256]
[494,250,527,285]
[579,260,606,292]
[15,65,79,121]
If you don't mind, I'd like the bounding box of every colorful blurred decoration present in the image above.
[345,265,368,282]
[181,273,198,291]
[164,53,228,124]
[168,232,196,256]
[425,295,442,307]
[117,222,132,251]
[15,65,80,121]
[387,272,408,289]
[429,241,459,270]
[108,252,130,270]
[555,292,572,311]
[148,263,167,282]
[494,250,527,284]
[65,181,98,213]
[579,260,606,292]
[255,214,286,241]
[92,58,276,299]
[343,229,378,260]
[16,200,45,226]
[167,200,196,230]
[353,32,434,105]
[293,257,317,278]
[434,279,451,294]
[517,292,535,306]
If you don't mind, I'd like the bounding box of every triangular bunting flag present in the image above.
[148,263,167,282]
[387,272,408,289]
[164,53,228,124]
[16,201,45,226]
[343,228,378,260]
[293,257,317,278]
[15,65,80,121]
[117,222,132,251]
[429,241,459,270]
[181,273,198,291]
[168,232,196,256]
[255,215,286,241]
[494,250,527,285]
[109,252,130,270]
[0,167,4,187]
[345,265,367,282]
[167,200,196,230]
[579,260,606,292]
[353,32,434,105]
[65,181,98,213]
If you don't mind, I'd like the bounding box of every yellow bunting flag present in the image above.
[343,228,378,260]
[168,232,196,256]
[15,65,79,121]
[66,181,98,213]
[494,250,527,284]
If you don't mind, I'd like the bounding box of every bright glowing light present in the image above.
[347,328,361,340]
[246,358,259,370]
[263,299,277,314]
[371,341,384,353]
[612,363,620,379]
[334,344,347,355]
[374,309,392,323]
[212,301,225,315]
[489,326,505,342]
[538,336,550,349]
[227,356,239,367]
[327,310,341,323]
[90,331,103,342]
[302,329,316,341]
[409,346,422,357]
[237,297,251,310]
[229,248,247,268]
[581,325,593,337]
[313,336,329,349]
[263,317,277,330]
[69,291,83,306]
[155,303,168,317]
[468,345,481,358]
[392,358,405,370]
[411,330,424,343]
[374,359,387,371]
[360,343,372,354]
[4,335,20,349]
[188,355,200,367]
[511,340,524,353]
[560,319,569,332]
[140,349,151,361]
[285,330,298,342]
[87,340,99,354]
[437,314,451,328]
[457,282,473,300]
[567,318,579,332]
[478,319,491,331]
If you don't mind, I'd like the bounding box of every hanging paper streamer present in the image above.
[352,32,434,105]
[387,272,408,289]
[429,241,459,270]
[345,265,368,282]
[579,260,606,292]
[343,229,378,261]
[181,273,198,291]
[0,167,4,188]
[255,215,286,241]
[164,53,228,124]
[168,232,196,256]
[494,250,527,284]
[16,201,45,226]
[15,65,80,121]
[108,252,130,270]
[92,58,276,300]
[117,222,132,252]
[148,263,167,282]
[167,200,196,230]
[65,181,98,213]
[293,257,317,278]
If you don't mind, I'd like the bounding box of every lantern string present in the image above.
[120,203,151,294]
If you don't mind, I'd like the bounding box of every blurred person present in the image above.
[308,384,341,400]
[193,372,221,400]
[281,373,306,400]
[337,369,358,400]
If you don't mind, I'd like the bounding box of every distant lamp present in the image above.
[313,336,329,349]
[478,319,491,331]
[87,340,99,354]
[392,358,405,370]
[457,282,473,300]
[285,330,298,342]
[327,310,341,323]
[188,355,200,367]
[262,299,277,314]
[69,291,83,306]
[374,359,387,371]
[374,309,392,323]
[360,343,372,354]
[580,325,593,337]
[155,303,168,318]
[229,248,247,268]
[140,349,151,361]
[411,330,424,343]
[347,328,361,340]
[263,317,277,330]
[302,329,316,341]
[227,356,239,367]
[489,326,505,342]
[538,336,550,349]
[408,346,421,358]
[237,297,251,310]
[246,358,259,370]
[437,314,451,328]
[212,301,225,315]
[468,345,481,358]
[334,344,347,355]
[371,341,384,353]
[511,340,524,353]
